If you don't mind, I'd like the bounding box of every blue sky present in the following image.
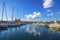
[0,0,60,21]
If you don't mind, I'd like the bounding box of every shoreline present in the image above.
[33,23,60,33]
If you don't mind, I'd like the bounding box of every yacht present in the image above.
[0,0,22,28]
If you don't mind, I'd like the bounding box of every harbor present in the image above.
[0,0,60,40]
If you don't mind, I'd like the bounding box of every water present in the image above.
[0,24,60,40]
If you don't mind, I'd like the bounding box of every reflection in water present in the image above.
[4,31,7,40]
[0,28,8,40]
[25,25,41,36]
[0,24,60,40]
[10,28,12,40]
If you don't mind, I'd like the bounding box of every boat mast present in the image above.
[17,10,18,19]
[16,10,19,19]
[1,0,8,21]
[11,6,14,21]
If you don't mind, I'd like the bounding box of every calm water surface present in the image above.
[0,24,60,40]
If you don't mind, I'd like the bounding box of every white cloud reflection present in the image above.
[25,25,41,36]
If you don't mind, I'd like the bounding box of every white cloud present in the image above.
[43,0,53,8]
[47,9,52,12]
[47,13,54,16]
[25,14,32,20]
[25,12,41,20]
[57,11,60,14]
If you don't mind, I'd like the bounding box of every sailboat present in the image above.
[0,0,21,28]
